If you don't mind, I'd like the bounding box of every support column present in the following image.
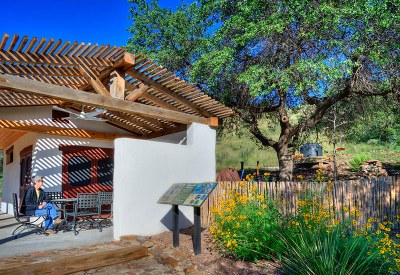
[110,69,125,99]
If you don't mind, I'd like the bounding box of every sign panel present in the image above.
[158,182,217,207]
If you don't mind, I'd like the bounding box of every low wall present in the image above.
[113,123,216,239]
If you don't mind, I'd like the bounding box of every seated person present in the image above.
[21,176,62,234]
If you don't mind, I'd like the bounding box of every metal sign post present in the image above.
[172,205,179,247]
[158,182,217,255]
[193,207,201,255]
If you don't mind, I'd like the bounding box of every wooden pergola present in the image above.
[0,33,234,149]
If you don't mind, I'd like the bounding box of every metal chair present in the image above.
[45,191,63,200]
[45,191,64,219]
[11,193,48,239]
[97,192,113,228]
[64,193,101,235]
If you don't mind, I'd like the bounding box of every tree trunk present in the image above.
[276,144,293,181]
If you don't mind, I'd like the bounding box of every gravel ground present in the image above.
[76,227,279,274]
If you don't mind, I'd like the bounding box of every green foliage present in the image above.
[210,183,283,261]
[320,96,400,146]
[278,224,384,274]
[349,153,373,171]
[127,0,213,78]
[216,121,279,171]
[127,0,399,180]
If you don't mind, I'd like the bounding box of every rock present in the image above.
[120,235,139,241]
[149,244,165,257]
[172,250,191,261]
[163,256,179,268]
[184,265,198,274]
[311,163,329,170]
[141,240,155,248]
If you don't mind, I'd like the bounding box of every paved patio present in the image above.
[0,211,114,259]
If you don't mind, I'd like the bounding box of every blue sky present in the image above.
[1,0,190,47]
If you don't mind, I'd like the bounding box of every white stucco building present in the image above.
[0,34,233,239]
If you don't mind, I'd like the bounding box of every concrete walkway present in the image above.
[0,211,114,258]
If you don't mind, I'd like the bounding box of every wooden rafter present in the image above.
[125,83,149,102]
[0,129,27,150]
[78,64,110,96]
[118,53,215,118]
[144,124,187,139]
[0,74,217,126]
[0,119,134,140]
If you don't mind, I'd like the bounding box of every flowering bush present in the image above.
[210,177,399,273]
[210,180,282,261]
[263,172,270,182]
[353,217,400,272]
[280,183,400,274]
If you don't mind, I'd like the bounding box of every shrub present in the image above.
[349,153,373,171]
[210,181,283,261]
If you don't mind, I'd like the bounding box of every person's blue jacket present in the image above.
[20,186,50,215]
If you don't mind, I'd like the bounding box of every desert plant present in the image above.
[349,153,373,171]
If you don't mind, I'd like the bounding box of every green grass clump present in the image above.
[349,153,373,171]
[278,225,383,275]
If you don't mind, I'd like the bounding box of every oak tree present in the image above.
[127,0,399,180]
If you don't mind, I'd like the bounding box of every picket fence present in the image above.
[200,176,400,228]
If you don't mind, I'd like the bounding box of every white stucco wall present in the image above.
[113,123,216,239]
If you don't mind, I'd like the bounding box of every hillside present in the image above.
[216,123,400,174]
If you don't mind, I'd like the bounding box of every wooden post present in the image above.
[172,205,179,247]
[110,69,125,99]
[256,160,260,177]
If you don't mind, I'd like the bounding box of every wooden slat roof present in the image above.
[0,33,234,147]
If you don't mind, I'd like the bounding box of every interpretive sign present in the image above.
[158,182,217,207]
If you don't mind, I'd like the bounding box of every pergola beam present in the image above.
[117,52,215,118]
[0,119,133,140]
[125,83,149,102]
[78,64,110,96]
[0,74,218,126]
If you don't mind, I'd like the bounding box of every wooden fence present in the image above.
[200,176,400,228]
